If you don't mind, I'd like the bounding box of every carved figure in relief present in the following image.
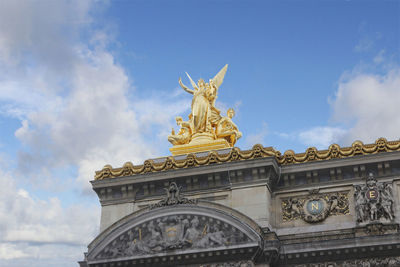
[95,186,254,260]
[354,188,366,222]
[369,201,378,221]
[353,173,395,223]
[183,216,201,244]
[142,221,163,252]
[150,182,196,209]
[208,224,226,246]
[168,116,192,145]
[282,192,350,223]
[216,108,242,146]
[286,197,301,218]
[96,214,252,259]
[381,183,394,220]
[196,224,227,248]
[165,182,180,204]
[126,239,139,255]
[329,195,338,212]
[308,257,400,267]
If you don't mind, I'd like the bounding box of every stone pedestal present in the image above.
[170,133,230,155]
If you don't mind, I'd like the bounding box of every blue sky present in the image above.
[0,0,399,266]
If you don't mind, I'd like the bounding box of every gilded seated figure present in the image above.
[168,116,192,145]
[216,108,242,146]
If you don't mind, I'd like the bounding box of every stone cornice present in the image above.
[94,138,400,180]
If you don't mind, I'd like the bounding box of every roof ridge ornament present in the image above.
[94,138,400,180]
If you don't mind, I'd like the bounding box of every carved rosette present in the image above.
[282,191,349,223]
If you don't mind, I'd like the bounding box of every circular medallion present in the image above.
[306,199,324,215]
[366,189,379,200]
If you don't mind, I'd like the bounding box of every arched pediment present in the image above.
[86,201,263,266]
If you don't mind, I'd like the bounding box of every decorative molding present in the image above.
[94,138,400,180]
[205,261,254,267]
[295,256,400,266]
[282,190,349,223]
[362,223,399,236]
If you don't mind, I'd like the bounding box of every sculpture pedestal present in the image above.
[169,133,230,155]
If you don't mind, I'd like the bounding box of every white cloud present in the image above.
[298,126,347,149]
[0,0,190,265]
[373,49,385,64]
[244,122,268,147]
[0,0,93,68]
[0,243,88,267]
[354,37,374,52]
[0,169,100,262]
[296,64,400,148]
[0,0,188,192]
[0,243,29,260]
[331,67,400,144]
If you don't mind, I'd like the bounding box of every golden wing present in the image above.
[186,72,198,90]
[212,64,228,89]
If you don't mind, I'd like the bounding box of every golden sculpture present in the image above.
[168,116,192,145]
[170,64,241,155]
[216,108,242,146]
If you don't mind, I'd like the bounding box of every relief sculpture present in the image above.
[149,182,196,209]
[94,183,252,260]
[202,261,254,267]
[354,173,395,223]
[282,190,349,223]
[95,214,251,260]
[295,256,400,267]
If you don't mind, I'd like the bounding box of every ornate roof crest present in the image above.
[150,182,197,209]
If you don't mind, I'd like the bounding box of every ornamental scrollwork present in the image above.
[94,138,400,180]
[354,173,395,223]
[282,191,349,223]
[149,182,196,209]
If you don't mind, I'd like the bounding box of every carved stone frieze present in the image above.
[282,190,349,223]
[94,214,253,260]
[294,256,400,266]
[354,173,395,223]
[149,182,196,209]
[359,223,399,236]
[207,261,254,267]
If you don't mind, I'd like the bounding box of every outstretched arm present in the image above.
[179,77,194,94]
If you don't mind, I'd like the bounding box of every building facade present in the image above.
[80,138,400,267]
